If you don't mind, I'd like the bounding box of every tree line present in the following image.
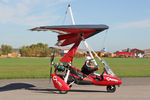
[0,43,59,57]
[0,44,13,55]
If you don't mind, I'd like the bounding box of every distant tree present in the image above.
[19,43,52,57]
[49,47,60,56]
[1,44,13,55]
[19,46,31,57]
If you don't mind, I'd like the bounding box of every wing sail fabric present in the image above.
[30,25,109,46]
[60,40,81,63]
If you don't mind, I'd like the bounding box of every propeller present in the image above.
[49,52,55,83]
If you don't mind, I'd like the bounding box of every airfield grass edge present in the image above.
[0,58,150,79]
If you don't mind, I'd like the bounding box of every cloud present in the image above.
[112,19,150,30]
[0,0,69,26]
[2,0,9,3]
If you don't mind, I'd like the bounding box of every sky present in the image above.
[0,0,150,52]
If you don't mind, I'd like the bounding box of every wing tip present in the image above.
[29,27,48,31]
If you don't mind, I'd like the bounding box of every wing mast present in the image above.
[68,4,76,25]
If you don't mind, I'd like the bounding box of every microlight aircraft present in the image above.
[30,4,122,94]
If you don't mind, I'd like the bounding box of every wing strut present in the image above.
[81,36,98,67]
[81,37,115,76]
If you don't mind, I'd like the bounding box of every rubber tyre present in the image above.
[106,85,116,93]
[59,90,68,94]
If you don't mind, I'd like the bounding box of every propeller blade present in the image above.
[49,53,55,83]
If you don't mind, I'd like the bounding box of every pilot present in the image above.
[81,56,98,75]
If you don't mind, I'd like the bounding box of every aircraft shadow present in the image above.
[0,83,35,92]
[70,89,106,93]
[28,88,107,94]
[0,83,107,94]
[28,86,107,94]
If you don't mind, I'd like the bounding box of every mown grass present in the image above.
[0,58,50,79]
[0,57,150,79]
[104,58,150,77]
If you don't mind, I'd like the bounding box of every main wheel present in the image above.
[59,90,68,94]
[106,85,116,93]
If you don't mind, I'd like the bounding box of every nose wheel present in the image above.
[59,90,68,94]
[106,85,116,93]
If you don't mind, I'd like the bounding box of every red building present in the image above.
[116,51,135,57]
[131,48,144,58]
[116,48,144,58]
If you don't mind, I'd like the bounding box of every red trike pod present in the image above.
[51,74,70,91]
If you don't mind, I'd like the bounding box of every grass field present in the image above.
[0,57,150,79]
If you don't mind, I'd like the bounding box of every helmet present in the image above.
[85,56,93,62]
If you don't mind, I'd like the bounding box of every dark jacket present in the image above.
[81,63,98,75]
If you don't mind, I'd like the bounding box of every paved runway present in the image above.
[0,78,150,100]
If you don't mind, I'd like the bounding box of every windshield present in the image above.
[102,59,115,76]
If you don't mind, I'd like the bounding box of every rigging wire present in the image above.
[101,30,108,52]
[62,6,68,24]
[62,0,72,24]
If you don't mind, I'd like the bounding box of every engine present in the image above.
[54,63,66,77]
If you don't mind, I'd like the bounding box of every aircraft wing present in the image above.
[30,25,109,46]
